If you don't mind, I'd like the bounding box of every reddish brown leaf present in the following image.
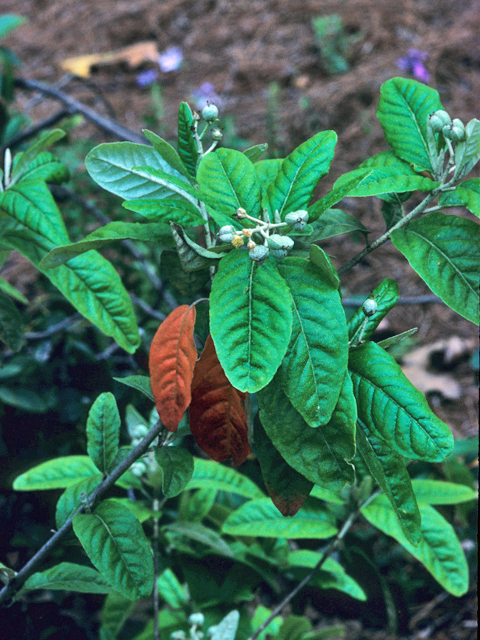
[149,305,197,432]
[190,335,250,466]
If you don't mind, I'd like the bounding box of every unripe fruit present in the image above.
[218,225,236,242]
[249,245,269,262]
[235,207,247,219]
[285,210,309,230]
[270,248,288,259]
[362,298,377,317]
[211,128,223,141]
[443,122,465,143]
[188,613,205,626]
[429,110,451,132]
[201,102,219,122]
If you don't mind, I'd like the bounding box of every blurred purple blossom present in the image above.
[191,82,223,110]
[136,69,159,87]
[158,46,183,73]
[396,49,430,83]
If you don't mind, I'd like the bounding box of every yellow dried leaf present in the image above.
[60,42,159,78]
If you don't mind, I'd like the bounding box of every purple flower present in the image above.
[396,49,430,83]
[191,82,223,110]
[136,69,159,87]
[158,46,183,73]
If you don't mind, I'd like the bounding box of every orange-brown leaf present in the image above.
[149,305,197,432]
[60,42,159,78]
[190,335,250,466]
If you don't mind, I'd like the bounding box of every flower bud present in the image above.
[201,102,219,122]
[218,225,236,242]
[249,245,270,262]
[429,110,451,133]
[211,128,223,141]
[235,207,247,219]
[246,239,256,250]
[362,298,377,317]
[189,613,205,626]
[443,121,465,143]
[231,235,244,248]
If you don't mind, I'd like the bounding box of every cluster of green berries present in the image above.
[217,208,309,262]
[428,110,466,143]
[171,613,220,640]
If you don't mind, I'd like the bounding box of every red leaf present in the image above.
[190,335,250,465]
[149,305,197,432]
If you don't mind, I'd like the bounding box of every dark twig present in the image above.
[24,313,83,340]
[0,419,166,607]
[2,108,70,153]
[14,77,146,144]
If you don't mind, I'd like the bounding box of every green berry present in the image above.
[443,122,465,143]
[270,248,288,259]
[218,225,236,242]
[362,298,377,317]
[201,102,219,122]
[188,613,205,626]
[285,210,309,229]
[429,110,451,133]
[249,245,270,262]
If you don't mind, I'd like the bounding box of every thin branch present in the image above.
[14,77,147,144]
[152,496,161,640]
[1,109,70,153]
[0,419,166,607]
[24,313,83,340]
[342,295,445,307]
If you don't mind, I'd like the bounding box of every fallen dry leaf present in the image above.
[60,41,159,78]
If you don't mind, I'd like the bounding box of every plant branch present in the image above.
[14,77,147,144]
[0,419,166,607]
[1,108,70,153]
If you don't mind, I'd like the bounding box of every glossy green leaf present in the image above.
[356,417,421,546]
[108,498,156,524]
[349,341,454,461]
[161,250,210,296]
[210,250,292,393]
[309,245,341,289]
[85,142,190,201]
[0,386,54,412]
[258,372,355,490]
[185,458,264,499]
[198,148,263,221]
[377,78,443,172]
[177,102,198,177]
[0,290,24,351]
[310,485,345,504]
[254,159,283,189]
[113,375,154,402]
[266,131,337,219]
[412,479,477,505]
[308,208,369,242]
[308,170,373,221]
[277,257,348,426]
[456,118,480,178]
[391,212,480,324]
[243,143,268,163]
[357,151,421,203]
[123,198,204,226]
[56,474,103,529]
[254,415,313,516]
[362,495,469,596]
[12,151,70,185]
[131,165,201,206]
[142,129,193,181]
[11,129,66,185]
[288,550,367,601]
[40,221,173,269]
[347,278,399,341]
[157,568,187,608]
[332,168,438,199]
[86,392,120,474]
[155,446,194,498]
[377,328,418,350]
[21,563,112,595]
[222,497,338,538]
[13,455,98,491]
[180,487,217,522]
[456,178,480,217]
[73,499,154,600]
[100,592,136,638]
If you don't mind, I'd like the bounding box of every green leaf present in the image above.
[258,372,355,490]
[347,278,399,341]
[11,129,66,185]
[123,198,204,226]
[0,386,54,412]
[73,499,154,600]
[362,495,469,596]
[186,458,264,499]
[456,118,480,178]
[142,129,193,181]
[12,151,70,185]
[211,611,240,640]
[391,212,480,324]
[0,183,141,353]
[161,250,210,296]
[177,102,198,177]
[39,221,173,268]
[254,159,284,189]
[113,375,154,402]
[0,290,24,351]
[307,208,369,242]
[86,392,121,474]
[0,274,28,304]
[310,485,346,504]
[180,487,217,522]
[277,257,348,426]
[157,568,187,608]
[266,131,337,219]
[456,178,480,217]
[170,222,225,272]
[85,142,190,201]
[21,563,112,595]
[357,151,421,203]
[100,592,136,638]
[254,415,313,516]
[56,474,103,529]
[308,170,373,221]
[377,78,443,173]
[132,165,202,206]
[243,143,268,163]
[165,521,234,557]
[210,250,293,393]
[198,148,263,222]
[349,341,454,461]
[412,479,478,505]
[250,606,283,640]
[309,245,341,289]
[222,498,338,538]
[332,168,438,199]
[108,498,156,523]
[13,456,98,491]
[356,417,421,546]
[155,446,194,497]
[0,14,26,39]
[277,615,312,640]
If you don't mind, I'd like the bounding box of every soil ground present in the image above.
[1,0,478,638]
